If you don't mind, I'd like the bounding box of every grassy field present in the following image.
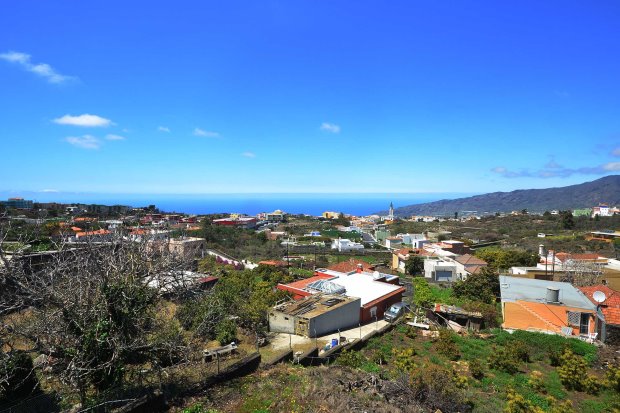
[176,325,619,413]
[354,326,613,412]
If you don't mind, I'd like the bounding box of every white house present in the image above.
[331,238,365,252]
[385,237,403,249]
[398,233,426,245]
[424,259,458,282]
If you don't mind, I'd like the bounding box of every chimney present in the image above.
[356,263,363,273]
[546,287,560,303]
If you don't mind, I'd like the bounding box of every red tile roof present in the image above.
[328,258,374,273]
[76,229,110,237]
[395,248,433,258]
[259,260,288,267]
[579,285,620,325]
[455,254,487,266]
[555,253,601,262]
[466,265,486,275]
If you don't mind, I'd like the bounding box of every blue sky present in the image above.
[1,1,619,197]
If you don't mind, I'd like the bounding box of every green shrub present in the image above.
[557,349,586,391]
[547,398,575,413]
[435,329,460,361]
[583,375,601,395]
[405,327,418,339]
[548,348,564,367]
[469,359,484,380]
[501,331,596,364]
[488,346,520,374]
[337,349,364,369]
[393,347,416,372]
[215,318,238,345]
[605,365,620,392]
[557,349,600,394]
[504,388,543,413]
[510,340,530,363]
[409,364,470,413]
[528,370,545,393]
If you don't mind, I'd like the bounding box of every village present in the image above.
[2,197,620,412]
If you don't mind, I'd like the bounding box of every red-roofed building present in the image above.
[277,273,334,300]
[542,252,607,267]
[328,258,375,273]
[212,216,257,229]
[579,285,620,344]
[75,229,112,241]
[452,254,488,279]
[259,260,289,268]
[277,268,405,323]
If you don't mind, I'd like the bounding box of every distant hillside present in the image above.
[384,175,620,217]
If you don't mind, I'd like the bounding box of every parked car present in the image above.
[384,302,409,322]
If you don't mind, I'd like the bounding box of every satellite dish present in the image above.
[593,290,607,304]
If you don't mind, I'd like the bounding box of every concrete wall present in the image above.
[309,297,361,337]
[268,310,296,334]
[424,259,457,282]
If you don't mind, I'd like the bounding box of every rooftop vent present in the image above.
[546,287,560,303]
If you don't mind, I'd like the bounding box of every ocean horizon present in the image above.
[2,192,475,216]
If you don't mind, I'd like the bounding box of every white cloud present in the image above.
[241,151,256,158]
[320,122,341,134]
[612,147,620,157]
[0,51,75,84]
[40,189,59,193]
[105,134,125,141]
[158,126,170,133]
[53,114,112,127]
[65,135,101,150]
[491,167,507,173]
[603,162,620,171]
[194,128,220,138]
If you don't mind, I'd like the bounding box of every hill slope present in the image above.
[387,175,620,216]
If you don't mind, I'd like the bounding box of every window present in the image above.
[370,307,377,318]
[567,311,580,327]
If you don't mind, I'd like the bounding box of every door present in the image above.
[579,313,590,335]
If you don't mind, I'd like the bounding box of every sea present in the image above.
[9,192,474,216]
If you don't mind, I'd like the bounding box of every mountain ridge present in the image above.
[382,175,620,216]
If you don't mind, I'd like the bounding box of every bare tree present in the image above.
[0,218,196,405]
[558,255,602,287]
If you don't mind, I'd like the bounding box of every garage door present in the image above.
[435,271,453,281]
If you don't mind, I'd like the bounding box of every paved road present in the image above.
[268,319,390,352]
[361,231,376,244]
